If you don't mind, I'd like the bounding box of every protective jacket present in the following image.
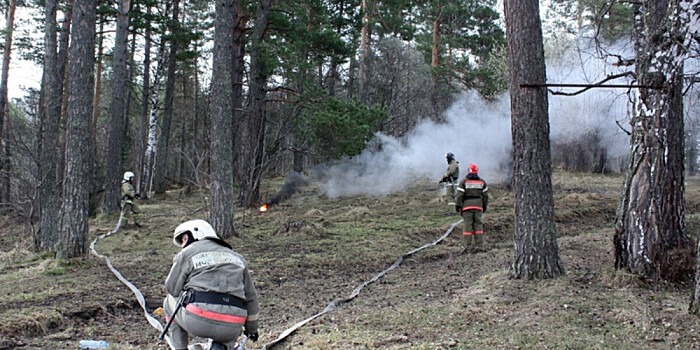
[165,238,260,342]
[441,160,460,183]
[455,174,489,212]
[121,181,137,205]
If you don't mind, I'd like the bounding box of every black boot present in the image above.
[210,341,227,350]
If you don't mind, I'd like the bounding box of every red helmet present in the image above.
[468,163,479,174]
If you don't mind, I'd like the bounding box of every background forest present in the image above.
[5,0,697,222]
[0,0,699,267]
[3,0,700,348]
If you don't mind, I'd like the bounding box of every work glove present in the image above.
[483,206,487,213]
[245,331,259,342]
[455,205,461,213]
[135,193,141,199]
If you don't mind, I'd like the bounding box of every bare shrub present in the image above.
[552,129,612,173]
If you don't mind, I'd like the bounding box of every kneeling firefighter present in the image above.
[162,219,260,350]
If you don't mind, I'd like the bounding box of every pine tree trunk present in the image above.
[91,22,104,215]
[210,0,237,238]
[0,0,16,207]
[358,0,369,103]
[58,0,96,258]
[154,0,181,194]
[138,4,152,196]
[103,0,131,213]
[56,0,73,194]
[231,0,246,183]
[36,0,61,251]
[239,0,270,208]
[505,0,564,279]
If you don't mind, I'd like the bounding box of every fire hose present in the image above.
[91,202,461,349]
[91,206,248,350]
[89,206,178,350]
[260,218,462,350]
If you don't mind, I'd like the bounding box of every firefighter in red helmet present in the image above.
[455,163,489,252]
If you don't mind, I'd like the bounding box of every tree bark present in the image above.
[210,0,237,238]
[36,0,62,251]
[505,0,564,279]
[103,0,132,213]
[431,16,440,70]
[141,3,170,199]
[615,0,693,279]
[231,0,246,183]
[90,21,104,216]
[358,0,369,103]
[56,0,73,194]
[239,0,271,208]
[58,0,96,258]
[0,0,17,207]
[126,30,137,171]
[154,0,181,194]
[138,3,152,196]
[614,0,690,278]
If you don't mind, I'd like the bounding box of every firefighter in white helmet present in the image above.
[120,171,142,228]
[163,219,260,350]
[438,152,460,214]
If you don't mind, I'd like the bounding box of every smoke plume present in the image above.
[312,40,635,198]
[312,93,512,198]
[267,171,310,206]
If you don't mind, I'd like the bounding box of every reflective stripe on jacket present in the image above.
[165,239,261,333]
[455,176,488,212]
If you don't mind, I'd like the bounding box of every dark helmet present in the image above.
[468,163,479,174]
[446,152,455,161]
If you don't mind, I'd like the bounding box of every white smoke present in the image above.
[314,40,635,199]
[547,40,634,165]
[314,92,512,198]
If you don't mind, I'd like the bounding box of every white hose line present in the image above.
[89,207,176,350]
[260,219,463,350]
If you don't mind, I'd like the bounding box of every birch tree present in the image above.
[141,4,170,199]
[615,0,698,280]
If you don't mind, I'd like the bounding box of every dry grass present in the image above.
[1,171,700,349]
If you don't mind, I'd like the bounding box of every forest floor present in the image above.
[2,171,700,350]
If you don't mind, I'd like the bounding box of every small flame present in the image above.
[259,204,269,212]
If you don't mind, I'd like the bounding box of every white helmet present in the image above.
[173,219,218,246]
[123,171,135,181]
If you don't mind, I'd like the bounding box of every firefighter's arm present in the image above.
[448,163,458,178]
[482,185,489,212]
[122,183,137,200]
[454,183,465,211]
[164,253,188,297]
[243,268,260,340]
